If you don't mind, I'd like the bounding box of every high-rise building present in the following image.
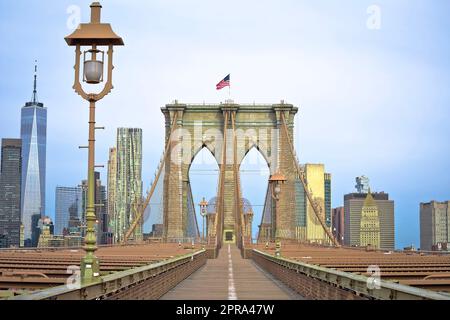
[37,216,54,248]
[55,186,82,235]
[344,191,395,250]
[81,172,108,244]
[112,128,143,243]
[107,148,117,242]
[324,173,332,228]
[31,213,42,247]
[359,192,381,249]
[420,201,450,251]
[21,65,47,245]
[294,164,332,244]
[0,139,22,247]
[96,176,108,244]
[332,206,344,245]
[19,224,24,247]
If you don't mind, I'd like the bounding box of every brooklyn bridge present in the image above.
[1,101,449,301]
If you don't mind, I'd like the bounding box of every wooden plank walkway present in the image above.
[161,245,301,300]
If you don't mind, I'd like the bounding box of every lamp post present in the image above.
[199,198,208,244]
[244,209,254,244]
[269,172,287,241]
[65,2,124,283]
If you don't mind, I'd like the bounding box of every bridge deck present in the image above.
[161,244,301,300]
[0,244,203,292]
[255,243,450,293]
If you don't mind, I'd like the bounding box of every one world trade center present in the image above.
[21,64,47,246]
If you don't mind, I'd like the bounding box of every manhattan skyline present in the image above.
[0,0,449,249]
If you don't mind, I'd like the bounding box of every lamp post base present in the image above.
[81,255,100,284]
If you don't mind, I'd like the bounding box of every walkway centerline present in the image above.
[160,245,301,300]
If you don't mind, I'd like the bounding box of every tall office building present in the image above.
[420,201,450,251]
[55,187,82,235]
[31,213,42,247]
[107,148,117,241]
[332,206,344,245]
[294,164,332,244]
[21,65,47,246]
[111,128,143,243]
[80,172,108,244]
[359,192,381,248]
[344,190,395,250]
[0,139,22,247]
[324,173,332,228]
[96,175,108,244]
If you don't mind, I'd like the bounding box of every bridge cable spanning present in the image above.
[280,112,340,247]
[258,184,273,242]
[186,181,200,239]
[123,113,179,243]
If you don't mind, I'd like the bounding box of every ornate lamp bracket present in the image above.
[73,45,115,102]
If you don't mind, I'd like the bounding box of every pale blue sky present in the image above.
[0,0,449,248]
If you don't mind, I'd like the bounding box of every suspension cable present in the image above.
[280,112,340,247]
[123,112,179,243]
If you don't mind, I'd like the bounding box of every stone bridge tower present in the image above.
[161,100,298,242]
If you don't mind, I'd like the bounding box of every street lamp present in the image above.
[269,171,287,241]
[244,208,254,244]
[199,198,208,244]
[65,2,124,283]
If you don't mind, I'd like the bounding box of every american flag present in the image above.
[216,74,230,90]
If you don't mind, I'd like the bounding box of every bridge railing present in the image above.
[252,249,450,300]
[10,249,207,300]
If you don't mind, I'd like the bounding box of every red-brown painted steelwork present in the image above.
[0,243,205,292]
[253,243,450,293]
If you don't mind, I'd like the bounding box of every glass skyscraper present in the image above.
[20,66,47,245]
[55,186,82,236]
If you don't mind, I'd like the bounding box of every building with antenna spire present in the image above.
[20,62,47,247]
[344,185,395,250]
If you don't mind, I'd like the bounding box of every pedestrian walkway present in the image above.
[161,244,301,300]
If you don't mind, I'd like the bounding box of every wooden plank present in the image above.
[161,245,301,300]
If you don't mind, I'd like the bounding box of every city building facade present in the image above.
[0,139,22,247]
[37,216,54,248]
[31,213,42,247]
[81,172,109,244]
[107,148,117,242]
[332,206,345,245]
[294,164,332,244]
[344,191,395,250]
[111,128,143,243]
[55,186,82,235]
[359,192,381,249]
[420,201,450,251]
